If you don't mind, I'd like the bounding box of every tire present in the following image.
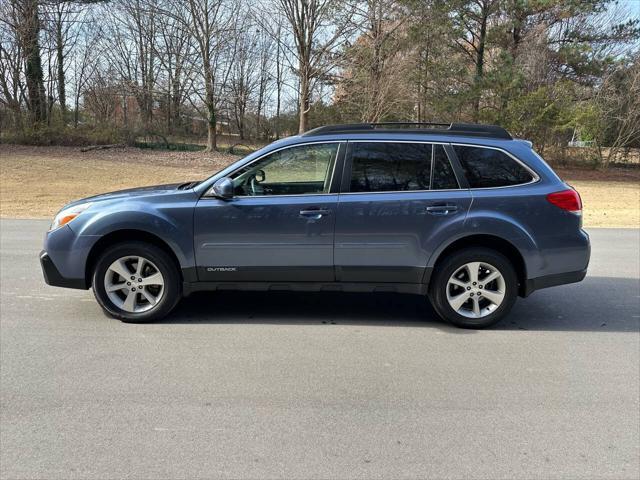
[92,241,181,323]
[428,247,518,329]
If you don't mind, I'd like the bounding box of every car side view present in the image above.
[40,122,590,328]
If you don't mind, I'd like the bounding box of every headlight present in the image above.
[50,202,92,231]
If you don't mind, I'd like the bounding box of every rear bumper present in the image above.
[40,250,88,289]
[523,268,587,297]
[522,228,590,296]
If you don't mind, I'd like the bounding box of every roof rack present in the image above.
[302,122,512,140]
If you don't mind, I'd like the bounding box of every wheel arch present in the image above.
[427,234,528,297]
[85,229,185,288]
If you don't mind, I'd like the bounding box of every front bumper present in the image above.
[40,250,88,289]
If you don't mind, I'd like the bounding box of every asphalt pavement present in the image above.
[1,219,638,479]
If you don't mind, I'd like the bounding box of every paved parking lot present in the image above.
[1,220,638,479]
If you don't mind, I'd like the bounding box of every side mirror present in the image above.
[210,177,234,200]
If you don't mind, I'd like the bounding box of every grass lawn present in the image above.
[0,145,233,218]
[554,167,639,228]
[1,144,638,228]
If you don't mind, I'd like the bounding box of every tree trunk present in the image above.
[74,97,79,127]
[21,0,47,124]
[55,13,66,123]
[472,9,488,121]
[171,73,182,132]
[298,60,310,133]
[275,30,282,140]
[206,111,217,152]
[237,100,245,140]
[204,84,217,150]
[416,87,422,122]
[256,88,263,140]
[122,92,128,128]
[205,77,217,151]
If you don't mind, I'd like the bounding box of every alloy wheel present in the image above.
[104,256,165,313]
[446,261,506,318]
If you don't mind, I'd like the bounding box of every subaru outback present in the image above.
[40,123,590,328]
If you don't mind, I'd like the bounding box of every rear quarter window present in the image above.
[453,145,534,188]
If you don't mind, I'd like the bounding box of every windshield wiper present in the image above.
[177,181,201,190]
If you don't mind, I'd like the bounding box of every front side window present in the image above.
[349,142,432,193]
[453,145,534,188]
[231,143,339,196]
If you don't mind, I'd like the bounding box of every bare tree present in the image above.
[101,0,161,130]
[266,12,287,139]
[69,11,101,127]
[225,14,275,140]
[228,26,259,140]
[83,68,118,123]
[40,1,87,123]
[155,0,195,133]
[275,0,353,133]
[172,0,238,151]
[254,26,273,139]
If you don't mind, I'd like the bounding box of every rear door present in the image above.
[334,141,472,283]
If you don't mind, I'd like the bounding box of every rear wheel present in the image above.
[92,242,181,322]
[429,247,517,328]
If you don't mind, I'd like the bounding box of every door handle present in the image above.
[299,209,331,219]
[426,205,458,215]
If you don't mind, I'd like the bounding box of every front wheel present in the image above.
[92,242,181,323]
[429,247,518,328]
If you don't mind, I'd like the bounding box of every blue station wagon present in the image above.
[40,123,590,328]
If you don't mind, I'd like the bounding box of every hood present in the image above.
[64,182,195,208]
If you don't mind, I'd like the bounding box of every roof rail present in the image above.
[302,122,512,140]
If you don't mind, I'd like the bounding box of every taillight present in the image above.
[546,188,582,214]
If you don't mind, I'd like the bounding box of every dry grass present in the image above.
[569,181,639,228]
[0,144,236,218]
[1,144,638,227]
[555,167,640,228]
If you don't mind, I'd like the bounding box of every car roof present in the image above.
[269,122,524,149]
[303,122,512,139]
[278,133,518,150]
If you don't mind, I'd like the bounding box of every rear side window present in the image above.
[432,145,459,190]
[350,142,432,192]
[453,146,534,188]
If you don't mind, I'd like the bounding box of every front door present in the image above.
[334,141,472,283]
[194,142,343,282]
